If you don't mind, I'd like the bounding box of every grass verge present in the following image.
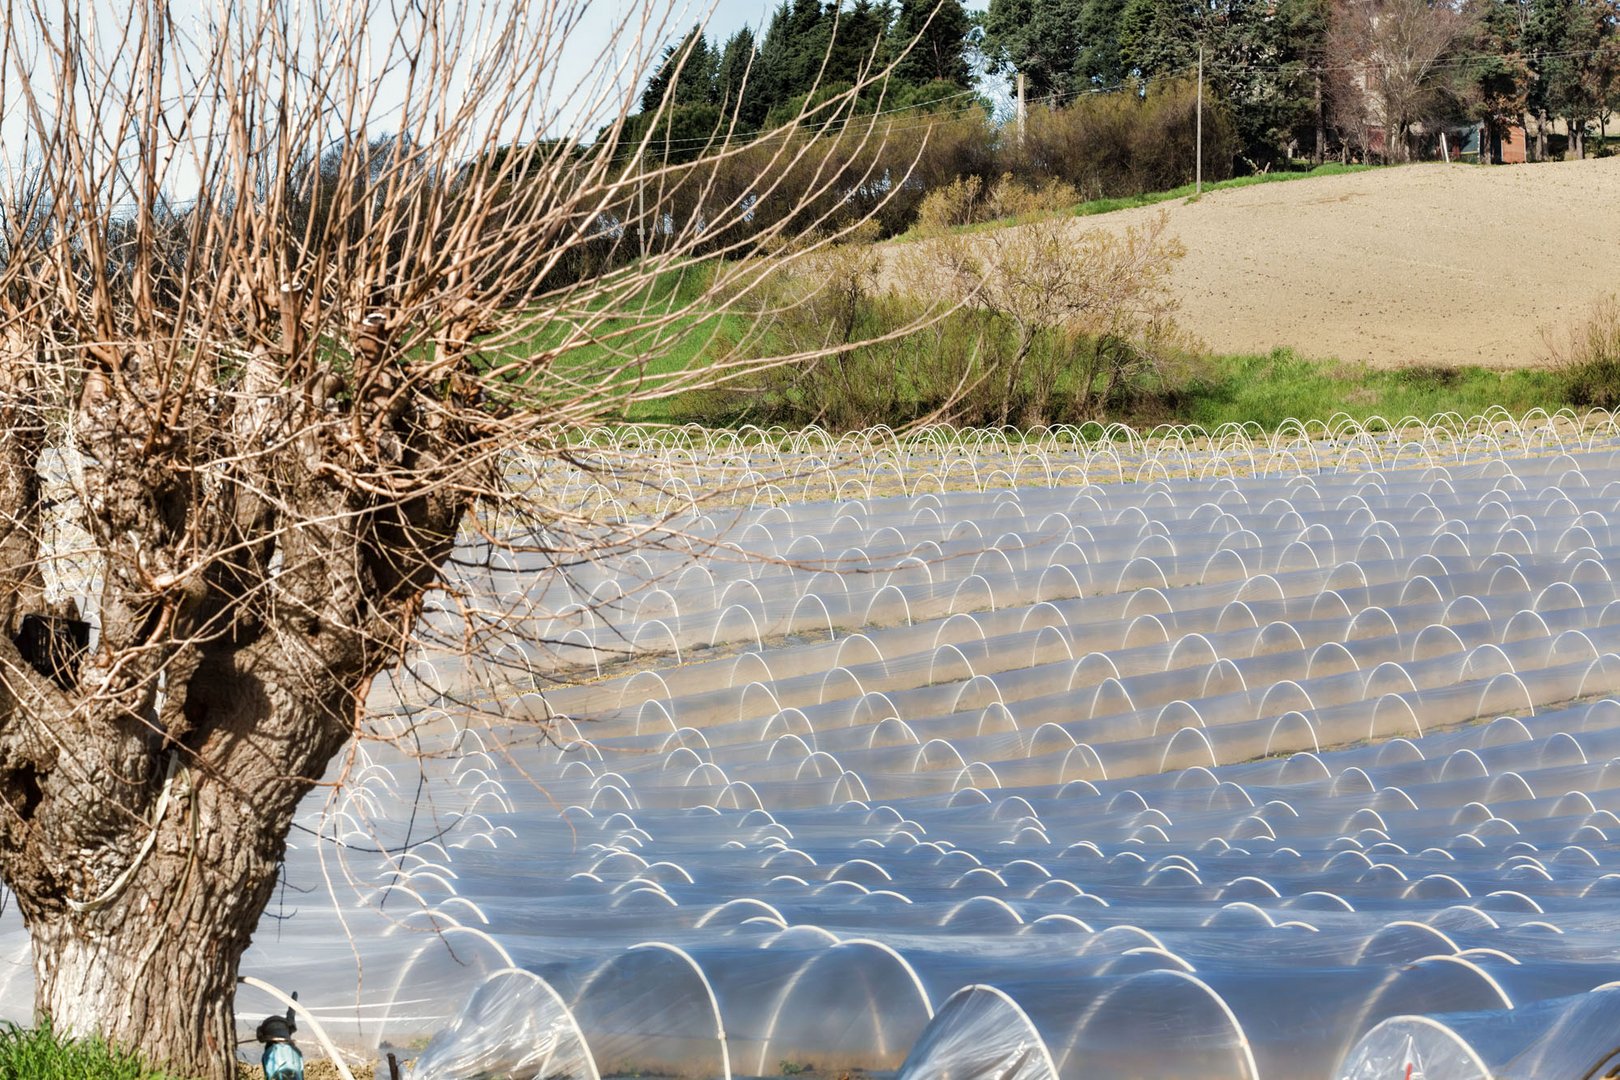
[1070,162,1375,219]
[1165,349,1567,430]
[0,1021,177,1080]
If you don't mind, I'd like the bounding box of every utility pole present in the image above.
[1016,72,1027,147]
[636,147,647,260]
[1195,45,1203,197]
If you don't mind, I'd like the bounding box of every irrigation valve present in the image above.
[255,991,305,1080]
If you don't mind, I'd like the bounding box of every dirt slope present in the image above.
[994,158,1620,368]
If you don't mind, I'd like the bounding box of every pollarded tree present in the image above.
[0,1,934,1076]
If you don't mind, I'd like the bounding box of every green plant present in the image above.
[0,1021,176,1080]
[1551,293,1620,410]
[780,1061,813,1076]
[1170,348,1567,430]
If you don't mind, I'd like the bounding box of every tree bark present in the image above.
[30,831,256,1074]
[7,636,364,1078]
[1,341,468,1079]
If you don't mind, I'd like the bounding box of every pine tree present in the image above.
[1528,0,1620,158]
[825,0,894,88]
[981,0,1088,98]
[785,0,835,97]
[717,27,768,126]
[640,27,717,113]
[756,2,795,115]
[893,0,973,87]
[1461,0,1533,162]
[1074,0,1131,87]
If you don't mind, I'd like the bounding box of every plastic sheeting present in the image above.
[407,970,598,1080]
[10,417,1620,1077]
[1341,982,1620,1078]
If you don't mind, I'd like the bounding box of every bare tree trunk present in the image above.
[1,367,460,1079]
[6,641,364,1079]
[28,805,277,1078]
[1000,331,1035,427]
[1537,109,1549,161]
[35,917,237,1077]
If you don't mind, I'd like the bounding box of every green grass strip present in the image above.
[1070,162,1375,219]
[0,1021,179,1080]
[1170,348,1565,431]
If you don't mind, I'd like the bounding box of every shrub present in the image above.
[728,209,1198,430]
[901,209,1191,425]
[0,1020,175,1080]
[913,175,989,231]
[1007,77,1238,199]
[912,173,1082,233]
[1550,293,1620,409]
[985,174,1079,220]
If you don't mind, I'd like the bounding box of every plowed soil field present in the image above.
[933,157,1620,369]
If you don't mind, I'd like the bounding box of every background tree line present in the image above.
[627,0,1619,181]
[982,0,1620,167]
[584,0,1617,286]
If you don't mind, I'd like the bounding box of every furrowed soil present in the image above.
[910,157,1620,369]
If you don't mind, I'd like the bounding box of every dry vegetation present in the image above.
[724,194,1193,430]
[1550,292,1620,408]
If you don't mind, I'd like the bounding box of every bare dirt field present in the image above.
[958,157,1620,369]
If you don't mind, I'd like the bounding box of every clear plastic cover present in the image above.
[8,418,1620,1077]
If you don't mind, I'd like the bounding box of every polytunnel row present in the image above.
[16,415,1620,1077]
[518,410,1613,515]
[354,426,1620,1078]
[442,448,1620,686]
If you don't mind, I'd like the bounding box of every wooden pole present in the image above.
[1195,45,1203,197]
[638,151,647,260]
[1016,72,1026,147]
